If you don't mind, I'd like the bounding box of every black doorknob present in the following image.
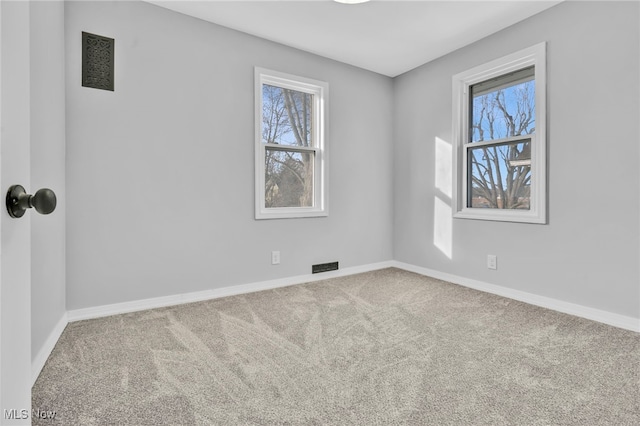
[6,185,57,218]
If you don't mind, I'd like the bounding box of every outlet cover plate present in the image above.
[487,255,497,270]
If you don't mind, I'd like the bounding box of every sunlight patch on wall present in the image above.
[434,137,453,259]
[435,137,452,199]
[433,196,453,259]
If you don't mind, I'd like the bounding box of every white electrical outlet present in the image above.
[271,251,280,265]
[487,255,497,270]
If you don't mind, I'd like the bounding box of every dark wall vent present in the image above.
[82,32,114,91]
[312,262,339,274]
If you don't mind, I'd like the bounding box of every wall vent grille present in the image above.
[82,32,114,91]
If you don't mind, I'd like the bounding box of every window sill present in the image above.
[454,208,546,224]
[255,208,328,220]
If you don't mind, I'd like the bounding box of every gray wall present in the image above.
[64,0,638,322]
[65,1,394,310]
[31,0,67,365]
[394,1,640,318]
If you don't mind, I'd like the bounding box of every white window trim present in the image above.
[452,42,547,224]
[255,67,328,219]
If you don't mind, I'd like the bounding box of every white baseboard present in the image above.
[37,259,638,384]
[390,261,640,333]
[32,312,68,386]
[66,261,396,322]
[66,260,640,332]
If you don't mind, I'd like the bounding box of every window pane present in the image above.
[470,68,535,143]
[262,84,313,147]
[265,149,314,208]
[468,139,531,210]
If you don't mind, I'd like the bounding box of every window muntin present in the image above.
[452,43,546,224]
[255,68,327,219]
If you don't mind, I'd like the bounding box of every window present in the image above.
[255,68,328,219]
[452,43,547,223]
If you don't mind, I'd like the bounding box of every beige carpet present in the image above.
[33,268,639,425]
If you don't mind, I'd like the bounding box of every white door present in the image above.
[0,1,34,424]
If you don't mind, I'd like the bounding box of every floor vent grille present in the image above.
[312,262,339,274]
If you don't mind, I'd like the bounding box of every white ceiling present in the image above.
[147,0,562,77]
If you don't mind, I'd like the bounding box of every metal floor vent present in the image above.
[82,32,114,91]
[312,262,339,274]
